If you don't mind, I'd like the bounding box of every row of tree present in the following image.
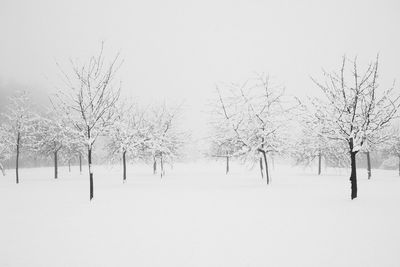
[1,48,399,201]
[209,55,400,200]
[0,44,184,200]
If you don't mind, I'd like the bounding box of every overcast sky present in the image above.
[1,0,399,138]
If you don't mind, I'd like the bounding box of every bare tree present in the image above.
[145,104,185,178]
[292,106,348,175]
[107,104,150,182]
[207,99,247,174]
[381,126,400,176]
[0,124,12,176]
[208,137,240,174]
[32,111,83,179]
[53,43,122,200]
[1,91,36,183]
[311,55,400,199]
[214,74,296,183]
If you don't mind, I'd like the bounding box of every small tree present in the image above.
[359,126,392,179]
[311,55,400,199]
[107,105,150,182]
[208,137,240,174]
[207,107,246,174]
[61,133,86,173]
[382,127,400,176]
[0,124,12,176]
[214,74,296,183]
[292,108,348,174]
[54,43,122,200]
[1,91,35,183]
[145,104,184,178]
[33,112,82,179]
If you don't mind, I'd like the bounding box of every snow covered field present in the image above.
[0,161,399,267]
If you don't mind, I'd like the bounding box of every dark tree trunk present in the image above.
[79,153,82,174]
[160,155,164,178]
[226,156,229,174]
[87,127,94,201]
[366,152,371,179]
[318,153,322,175]
[16,132,20,184]
[54,151,58,179]
[259,157,264,179]
[88,147,93,201]
[0,163,5,176]
[153,157,157,175]
[262,151,270,184]
[350,151,357,200]
[122,151,127,182]
[68,160,71,172]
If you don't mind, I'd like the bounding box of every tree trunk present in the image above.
[350,151,357,200]
[88,147,93,201]
[318,153,322,175]
[68,160,71,172]
[262,151,270,184]
[16,132,20,184]
[153,157,157,175]
[226,156,229,174]
[54,151,58,179]
[0,163,5,176]
[259,157,264,179]
[122,151,127,182]
[160,155,164,178]
[366,152,371,179]
[79,153,82,174]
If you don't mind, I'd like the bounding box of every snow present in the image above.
[0,162,399,267]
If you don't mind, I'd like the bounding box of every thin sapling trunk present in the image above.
[226,156,229,174]
[366,152,371,179]
[0,163,5,176]
[122,150,127,182]
[318,153,322,175]
[153,157,157,175]
[54,151,58,179]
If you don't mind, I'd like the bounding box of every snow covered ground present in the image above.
[0,161,399,267]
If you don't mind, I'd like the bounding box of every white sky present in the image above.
[1,0,399,139]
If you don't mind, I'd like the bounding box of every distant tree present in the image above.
[359,126,392,179]
[33,112,83,179]
[382,127,400,176]
[1,91,36,183]
[53,43,122,200]
[145,104,185,178]
[60,133,86,173]
[311,55,400,199]
[0,124,12,176]
[292,107,348,175]
[107,105,150,182]
[208,106,246,174]
[208,137,241,174]
[214,74,296,183]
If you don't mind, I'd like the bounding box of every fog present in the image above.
[1,0,400,138]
